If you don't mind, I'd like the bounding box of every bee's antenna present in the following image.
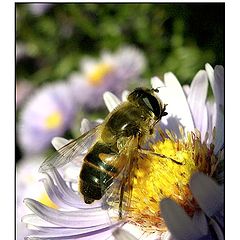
[151,86,166,93]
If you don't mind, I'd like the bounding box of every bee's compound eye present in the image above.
[143,97,154,112]
[128,88,163,118]
[142,95,161,118]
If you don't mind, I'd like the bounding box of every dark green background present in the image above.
[16,3,224,86]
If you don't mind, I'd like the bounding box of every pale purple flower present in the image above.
[104,63,224,239]
[22,64,224,240]
[18,82,76,155]
[69,46,146,110]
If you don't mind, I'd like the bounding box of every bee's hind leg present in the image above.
[118,172,131,220]
[118,181,125,219]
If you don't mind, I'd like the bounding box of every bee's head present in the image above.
[127,87,168,120]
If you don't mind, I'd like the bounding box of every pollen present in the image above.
[126,128,218,231]
[87,63,112,86]
[44,111,63,130]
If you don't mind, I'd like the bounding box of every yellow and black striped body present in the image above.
[80,142,118,204]
[79,103,151,204]
[79,88,167,204]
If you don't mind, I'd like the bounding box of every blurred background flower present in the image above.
[69,46,145,110]
[18,82,76,155]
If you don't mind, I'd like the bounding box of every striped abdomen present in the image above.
[79,142,118,204]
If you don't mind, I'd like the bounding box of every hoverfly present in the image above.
[39,87,179,218]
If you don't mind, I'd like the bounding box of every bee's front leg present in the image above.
[138,148,184,165]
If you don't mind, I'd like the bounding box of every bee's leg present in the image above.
[118,179,125,219]
[118,172,131,220]
[138,148,184,165]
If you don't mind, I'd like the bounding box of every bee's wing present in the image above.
[102,136,139,219]
[39,125,101,173]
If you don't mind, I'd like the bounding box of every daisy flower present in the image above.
[18,82,76,155]
[107,64,224,239]
[22,64,224,239]
[69,46,146,110]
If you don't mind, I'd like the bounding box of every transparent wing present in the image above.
[39,125,101,173]
[102,136,139,220]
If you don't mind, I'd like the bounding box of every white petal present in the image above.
[160,198,204,240]
[214,111,224,154]
[121,223,145,239]
[161,73,194,133]
[80,118,103,134]
[205,63,214,84]
[63,162,82,183]
[24,198,111,228]
[190,172,223,217]
[103,91,121,112]
[192,211,208,236]
[121,90,130,102]
[206,64,224,110]
[182,85,190,97]
[80,118,91,134]
[187,70,209,139]
[160,231,173,240]
[151,76,165,89]
[213,66,224,153]
[51,137,70,150]
[210,218,224,240]
[206,100,216,143]
[95,118,104,124]
[205,64,224,153]
[22,214,57,227]
[214,65,224,108]
[112,228,138,240]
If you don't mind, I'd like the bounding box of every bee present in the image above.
[39,87,179,217]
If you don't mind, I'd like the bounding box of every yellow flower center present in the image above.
[125,128,218,231]
[37,191,58,209]
[87,63,112,86]
[44,111,63,130]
